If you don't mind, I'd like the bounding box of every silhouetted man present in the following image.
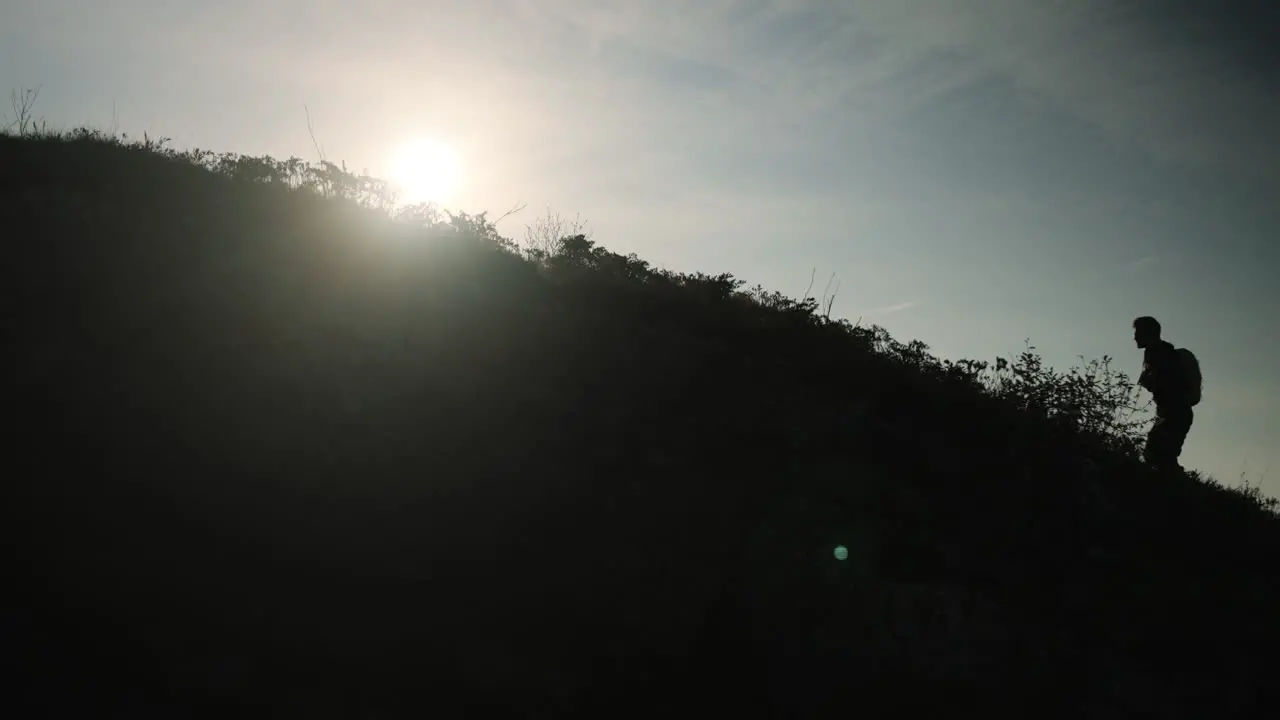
[1133,316,1193,471]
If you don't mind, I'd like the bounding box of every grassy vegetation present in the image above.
[6,109,1279,718]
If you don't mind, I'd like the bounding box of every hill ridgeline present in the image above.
[6,128,1279,718]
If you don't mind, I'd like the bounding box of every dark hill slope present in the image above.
[5,131,1279,718]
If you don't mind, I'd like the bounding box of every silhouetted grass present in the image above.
[5,123,1278,719]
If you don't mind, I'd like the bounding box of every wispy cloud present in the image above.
[848,0,1280,189]
[1131,255,1160,269]
[873,301,917,314]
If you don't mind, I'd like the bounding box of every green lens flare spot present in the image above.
[833,545,849,561]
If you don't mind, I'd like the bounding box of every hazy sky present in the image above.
[4,0,1278,496]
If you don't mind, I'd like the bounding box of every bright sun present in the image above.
[387,137,461,205]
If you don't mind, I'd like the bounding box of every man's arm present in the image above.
[1143,344,1181,399]
[1139,348,1155,390]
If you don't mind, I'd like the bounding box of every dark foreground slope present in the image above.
[5,132,1279,718]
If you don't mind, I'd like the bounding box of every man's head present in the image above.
[1133,316,1162,349]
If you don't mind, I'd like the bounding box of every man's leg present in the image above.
[1144,408,1193,472]
[1166,407,1193,466]
[1143,414,1178,471]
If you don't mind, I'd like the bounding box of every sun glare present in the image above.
[388,137,461,206]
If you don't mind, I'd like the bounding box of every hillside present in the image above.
[6,128,1279,718]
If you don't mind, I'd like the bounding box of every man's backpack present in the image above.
[1177,347,1202,406]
